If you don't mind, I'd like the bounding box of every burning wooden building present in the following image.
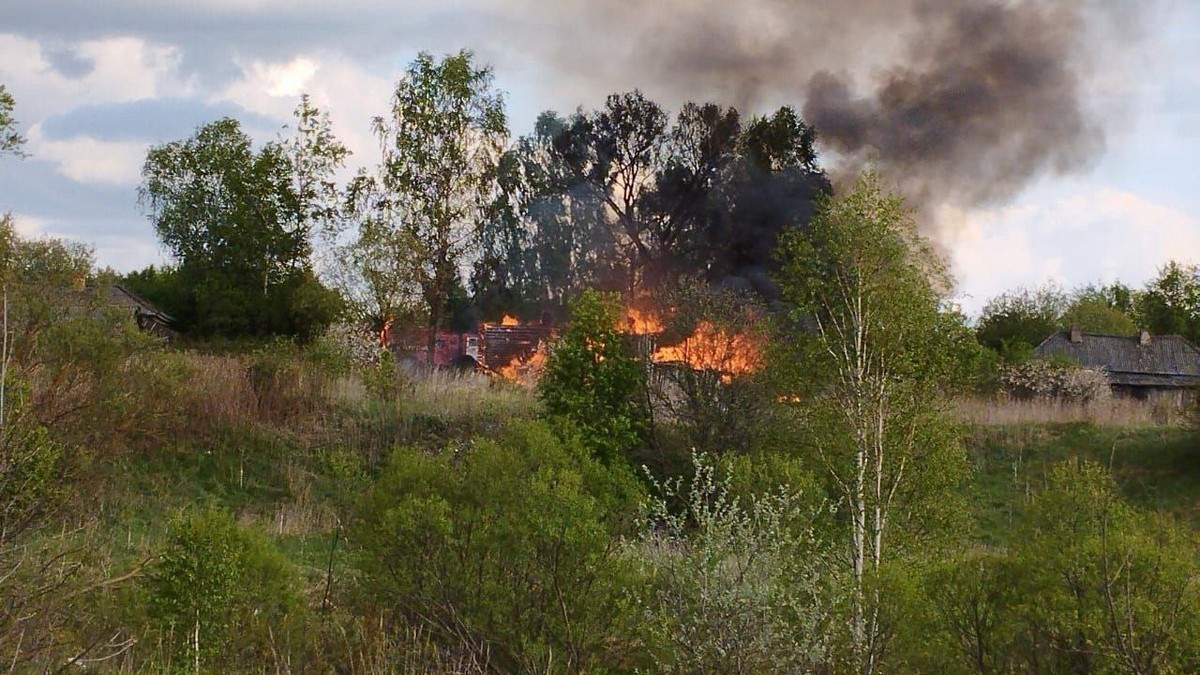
[384,314,554,381]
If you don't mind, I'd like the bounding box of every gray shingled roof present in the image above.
[1034,331,1200,387]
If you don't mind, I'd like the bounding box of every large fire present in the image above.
[496,339,549,386]
[625,307,663,335]
[649,319,762,383]
[489,304,762,386]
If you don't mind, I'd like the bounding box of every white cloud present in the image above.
[0,34,189,119]
[215,52,395,169]
[946,184,1200,316]
[0,33,188,186]
[26,126,148,186]
[8,212,52,238]
[221,55,318,112]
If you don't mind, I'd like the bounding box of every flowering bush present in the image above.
[317,322,387,369]
[1000,360,1112,402]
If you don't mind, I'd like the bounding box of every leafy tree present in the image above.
[739,106,819,174]
[1135,261,1200,342]
[547,95,828,297]
[147,506,303,670]
[472,111,613,318]
[0,220,182,667]
[975,284,1068,360]
[698,105,829,298]
[1007,460,1200,674]
[578,91,668,290]
[0,84,25,158]
[468,95,828,319]
[140,112,343,339]
[1063,295,1137,336]
[1076,281,1136,316]
[351,50,507,360]
[337,170,423,329]
[774,171,971,673]
[281,94,350,251]
[539,289,649,463]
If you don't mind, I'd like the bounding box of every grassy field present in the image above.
[964,420,1197,542]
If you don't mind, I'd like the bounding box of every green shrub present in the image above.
[630,452,837,673]
[538,289,649,464]
[916,460,1200,673]
[145,506,303,670]
[352,419,643,673]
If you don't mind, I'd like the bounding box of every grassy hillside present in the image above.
[7,333,1198,671]
[966,422,1199,543]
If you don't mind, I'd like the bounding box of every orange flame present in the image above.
[625,307,663,335]
[379,317,394,347]
[627,304,762,383]
[496,340,549,386]
[486,301,763,386]
[650,320,762,383]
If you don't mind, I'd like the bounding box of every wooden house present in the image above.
[1034,327,1200,403]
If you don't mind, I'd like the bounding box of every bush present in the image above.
[352,420,643,673]
[1000,360,1112,403]
[538,289,648,463]
[916,460,1200,673]
[630,452,836,673]
[145,506,304,670]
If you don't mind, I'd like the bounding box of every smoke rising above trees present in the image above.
[496,0,1147,216]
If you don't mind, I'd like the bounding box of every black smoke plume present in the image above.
[503,0,1145,215]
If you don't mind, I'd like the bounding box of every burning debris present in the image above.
[627,305,764,384]
[382,299,764,387]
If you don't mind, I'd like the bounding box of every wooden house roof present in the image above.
[1034,331,1200,388]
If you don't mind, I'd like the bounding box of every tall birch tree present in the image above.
[356,50,507,360]
[775,171,972,674]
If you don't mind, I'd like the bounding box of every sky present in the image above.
[0,0,1196,316]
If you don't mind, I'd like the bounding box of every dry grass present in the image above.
[403,370,538,421]
[170,349,353,439]
[174,352,261,430]
[954,396,1185,428]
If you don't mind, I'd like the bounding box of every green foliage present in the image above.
[632,452,836,673]
[975,284,1068,360]
[139,106,345,340]
[343,50,507,349]
[0,410,63,543]
[352,420,641,673]
[473,94,829,316]
[919,460,1200,674]
[976,280,1143,362]
[1135,261,1200,342]
[774,170,971,669]
[0,84,25,158]
[1064,296,1137,335]
[539,289,649,463]
[472,110,606,318]
[1011,460,1199,673]
[146,506,303,668]
[282,93,351,245]
[121,264,188,323]
[740,105,819,173]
